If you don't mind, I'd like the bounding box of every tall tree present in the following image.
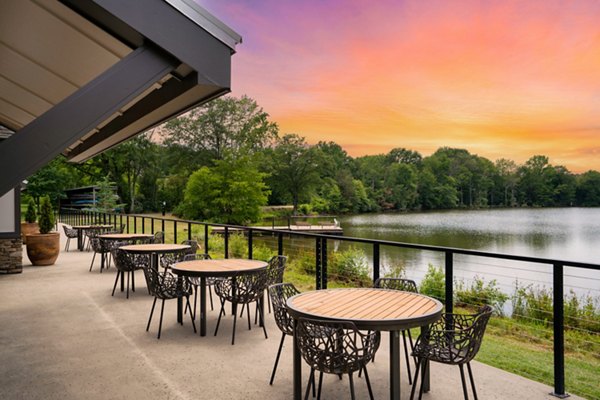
[164,95,279,162]
[267,134,320,214]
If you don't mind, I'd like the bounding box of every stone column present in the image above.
[0,238,23,274]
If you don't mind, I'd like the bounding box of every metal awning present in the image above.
[0,0,241,196]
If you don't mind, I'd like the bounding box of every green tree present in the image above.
[85,177,124,213]
[38,196,55,234]
[26,156,80,206]
[164,95,279,161]
[576,171,600,206]
[179,155,269,224]
[517,155,553,206]
[267,134,320,214]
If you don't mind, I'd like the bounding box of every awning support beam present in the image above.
[0,44,178,196]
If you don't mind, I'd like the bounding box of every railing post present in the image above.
[188,222,192,241]
[445,251,453,313]
[552,263,568,398]
[141,217,145,234]
[161,219,165,235]
[278,232,284,256]
[151,218,155,234]
[119,215,123,232]
[204,224,209,254]
[224,227,229,259]
[321,238,327,289]
[173,221,177,243]
[315,237,322,290]
[133,216,137,233]
[373,243,380,284]
[248,229,253,259]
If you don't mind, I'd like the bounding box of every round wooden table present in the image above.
[172,259,268,336]
[286,288,443,400]
[72,225,114,251]
[119,243,191,270]
[98,233,154,270]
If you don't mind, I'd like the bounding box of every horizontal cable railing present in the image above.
[58,208,600,398]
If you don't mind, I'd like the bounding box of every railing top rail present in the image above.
[58,208,600,271]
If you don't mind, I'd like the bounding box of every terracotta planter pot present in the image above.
[20,222,39,244]
[26,232,60,266]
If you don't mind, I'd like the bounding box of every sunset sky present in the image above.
[197,0,600,172]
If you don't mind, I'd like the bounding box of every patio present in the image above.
[0,228,582,400]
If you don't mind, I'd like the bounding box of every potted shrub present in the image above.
[26,196,60,266]
[21,198,39,244]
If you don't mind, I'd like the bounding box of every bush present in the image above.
[512,283,600,333]
[329,247,371,286]
[419,264,445,302]
[38,196,55,234]
[456,276,508,314]
[25,198,37,223]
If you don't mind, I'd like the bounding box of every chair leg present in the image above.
[363,366,374,400]
[231,303,238,345]
[348,373,356,400]
[258,300,268,339]
[131,270,135,292]
[89,252,96,271]
[247,302,252,330]
[418,361,427,400]
[192,286,198,320]
[186,296,197,333]
[459,364,470,400]
[146,297,157,331]
[304,368,314,400]
[157,299,166,339]
[126,271,130,299]
[317,371,323,400]
[214,301,225,337]
[111,271,120,296]
[402,330,413,384]
[467,362,479,400]
[270,332,286,385]
[410,358,421,400]
[208,285,214,311]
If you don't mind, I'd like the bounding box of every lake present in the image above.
[338,208,600,299]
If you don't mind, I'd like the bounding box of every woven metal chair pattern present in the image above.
[268,282,300,385]
[410,305,493,400]
[159,239,200,269]
[297,317,380,400]
[242,255,287,321]
[110,247,139,299]
[84,228,99,251]
[214,269,269,345]
[142,266,196,339]
[181,253,213,317]
[62,225,78,251]
[152,231,164,244]
[373,277,419,384]
[89,237,112,272]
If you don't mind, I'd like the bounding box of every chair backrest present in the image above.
[430,305,493,364]
[89,237,106,253]
[153,231,164,244]
[183,253,211,261]
[111,248,137,272]
[62,225,77,237]
[266,255,287,285]
[268,283,300,336]
[374,277,418,293]
[142,266,189,299]
[217,269,269,304]
[296,317,380,375]
[181,240,199,255]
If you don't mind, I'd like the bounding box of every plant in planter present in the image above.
[26,196,60,266]
[21,198,39,244]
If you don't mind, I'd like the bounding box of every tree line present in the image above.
[26,95,600,224]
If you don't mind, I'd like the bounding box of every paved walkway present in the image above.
[0,227,583,399]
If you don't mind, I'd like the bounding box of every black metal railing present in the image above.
[58,208,600,397]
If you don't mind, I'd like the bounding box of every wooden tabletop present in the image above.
[172,259,268,277]
[119,243,190,253]
[99,233,154,240]
[287,288,442,331]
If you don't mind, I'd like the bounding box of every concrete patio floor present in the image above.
[0,228,583,400]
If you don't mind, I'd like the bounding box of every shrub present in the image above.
[25,198,37,223]
[329,247,371,286]
[38,196,55,234]
[456,276,508,314]
[512,283,600,333]
[419,264,445,302]
[383,262,407,279]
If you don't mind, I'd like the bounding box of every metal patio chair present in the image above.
[268,282,300,385]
